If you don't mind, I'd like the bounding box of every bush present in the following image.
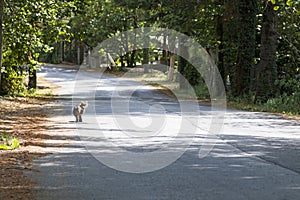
[265,92,300,115]
[194,84,210,99]
[1,65,27,96]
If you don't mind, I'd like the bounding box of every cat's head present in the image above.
[80,101,88,108]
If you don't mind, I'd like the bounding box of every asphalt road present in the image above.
[27,66,300,200]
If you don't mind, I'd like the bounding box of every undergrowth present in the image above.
[228,93,300,116]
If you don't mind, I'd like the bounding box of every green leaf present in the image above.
[0,144,9,150]
[271,0,276,4]
[274,6,280,10]
[0,138,20,150]
[286,0,292,6]
[11,139,20,149]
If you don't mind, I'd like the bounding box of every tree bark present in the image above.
[222,0,238,93]
[77,41,81,65]
[178,36,188,90]
[142,48,149,73]
[161,32,168,65]
[168,52,175,81]
[28,68,37,89]
[129,50,136,67]
[0,0,3,88]
[255,0,278,103]
[28,50,37,89]
[233,0,257,96]
[120,55,125,69]
[216,17,225,86]
[215,0,226,89]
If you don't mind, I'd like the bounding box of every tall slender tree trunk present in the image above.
[168,52,175,81]
[130,50,136,67]
[222,0,238,93]
[216,0,225,89]
[142,28,150,73]
[28,52,37,89]
[178,35,188,90]
[129,9,138,68]
[161,32,168,65]
[77,41,81,65]
[255,0,279,103]
[233,0,257,96]
[0,0,3,88]
[120,55,125,69]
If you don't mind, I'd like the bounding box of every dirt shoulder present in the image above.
[0,78,61,200]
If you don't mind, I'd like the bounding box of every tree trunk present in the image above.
[168,52,175,81]
[28,68,37,89]
[0,0,3,88]
[216,17,225,87]
[161,32,168,65]
[28,50,37,89]
[142,46,149,65]
[126,53,130,67]
[255,0,278,103]
[222,0,239,93]
[215,0,226,90]
[233,0,257,96]
[88,48,91,67]
[77,41,81,65]
[143,48,149,73]
[129,50,136,67]
[61,41,64,62]
[120,55,125,69]
[178,36,188,90]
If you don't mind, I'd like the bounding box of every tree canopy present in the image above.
[0,0,299,113]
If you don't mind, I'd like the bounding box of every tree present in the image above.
[255,0,279,102]
[0,0,74,94]
[0,0,3,89]
[275,0,300,95]
[233,0,257,96]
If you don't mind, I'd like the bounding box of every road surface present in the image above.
[27,66,300,200]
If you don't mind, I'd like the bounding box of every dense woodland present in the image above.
[0,0,299,114]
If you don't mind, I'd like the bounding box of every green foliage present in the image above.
[194,84,210,99]
[229,92,300,115]
[0,133,20,150]
[265,93,300,115]
[1,0,73,95]
[182,63,201,86]
[1,65,26,95]
[275,76,300,95]
[0,0,299,115]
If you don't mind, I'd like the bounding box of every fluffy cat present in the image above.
[73,101,88,122]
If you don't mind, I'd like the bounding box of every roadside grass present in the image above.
[20,77,55,98]
[228,95,300,118]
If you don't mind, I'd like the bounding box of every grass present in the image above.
[227,95,300,119]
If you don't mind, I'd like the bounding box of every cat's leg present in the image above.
[79,115,82,122]
[75,115,79,122]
